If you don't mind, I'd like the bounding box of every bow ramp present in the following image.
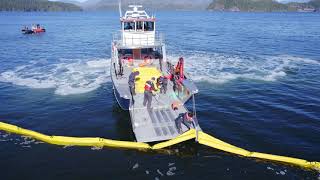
[129,66,200,142]
[129,91,196,142]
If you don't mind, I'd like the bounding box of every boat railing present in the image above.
[166,62,198,104]
[112,31,164,48]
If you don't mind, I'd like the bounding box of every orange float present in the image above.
[139,55,152,67]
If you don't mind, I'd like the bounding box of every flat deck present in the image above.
[112,61,200,142]
[130,84,192,142]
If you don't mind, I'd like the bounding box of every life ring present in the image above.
[139,62,148,67]
[139,56,152,67]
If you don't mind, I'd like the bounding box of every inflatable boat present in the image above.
[22,24,46,34]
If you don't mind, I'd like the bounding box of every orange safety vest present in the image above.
[144,82,153,91]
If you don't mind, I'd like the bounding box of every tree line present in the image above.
[208,0,320,12]
[0,0,82,12]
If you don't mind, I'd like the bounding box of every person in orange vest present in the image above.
[143,77,156,109]
[175,112,198,134]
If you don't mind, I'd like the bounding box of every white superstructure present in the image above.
[113,5,163,48]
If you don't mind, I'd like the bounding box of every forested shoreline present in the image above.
[0,0,82,12]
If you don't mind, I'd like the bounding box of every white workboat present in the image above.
[111,5,200,142]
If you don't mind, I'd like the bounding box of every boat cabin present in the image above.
[118,5,157,48]
[112,5,165,73]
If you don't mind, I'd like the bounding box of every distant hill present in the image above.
[55,0,99,7]
[288,0,320,11]
[79,0,212,10]
[207,0,320,12]
[0,0,82,11]
[55,0,82,6]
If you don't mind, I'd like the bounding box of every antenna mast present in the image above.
[118,0,122,17]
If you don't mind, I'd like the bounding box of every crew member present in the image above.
[172,74,180,92]
[128,70,140,96]
[157,76,168,94]
[175,112,198,134]
[156,76,161,90]
[143,77,156,109]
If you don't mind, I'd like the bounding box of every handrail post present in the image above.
[193,94,199,142]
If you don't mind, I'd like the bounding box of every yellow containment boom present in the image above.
[0,122,319,171]
[197,131,320,171]
[0,122,150,149]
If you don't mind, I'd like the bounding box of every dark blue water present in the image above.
[0,11,319,179]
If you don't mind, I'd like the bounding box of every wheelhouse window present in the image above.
[119,49,133,56]
[144,21,154,31]
[124,22,135,31]
[141,48,153,54]
[136,21,143,31]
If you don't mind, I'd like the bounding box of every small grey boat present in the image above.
[111,5,201,142]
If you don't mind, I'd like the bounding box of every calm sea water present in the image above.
[0,11,319,180]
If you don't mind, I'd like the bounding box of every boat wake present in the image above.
[0,53,318,96]
[168,52,320,84]
[0,58,111,95]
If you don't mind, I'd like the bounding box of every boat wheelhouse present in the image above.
[111,5,200,142]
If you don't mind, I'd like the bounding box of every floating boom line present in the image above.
[0,122,319,171]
